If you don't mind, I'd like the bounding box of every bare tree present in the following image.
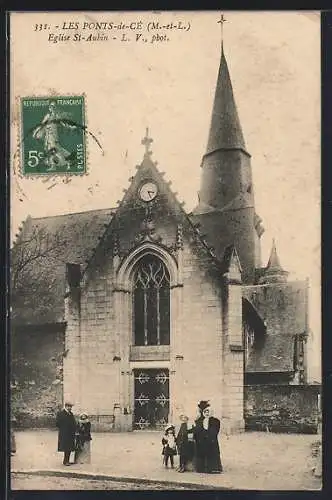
[11,226,67,322]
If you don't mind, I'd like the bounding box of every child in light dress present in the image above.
[162,424,177,468]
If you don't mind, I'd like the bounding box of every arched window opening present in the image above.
[133,255,170,346]
[244,322,255,364]
[242,298,266,366]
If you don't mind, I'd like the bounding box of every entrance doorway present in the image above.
[133,368,170,430]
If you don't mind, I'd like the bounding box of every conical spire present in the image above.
[205,50,247,155]
[267,238,282,269]
[259,239,289,284]
[193,36,260,284]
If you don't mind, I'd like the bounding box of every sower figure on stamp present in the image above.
[32,101,72,170]
[56,401,77,466]
[193,401,223,474]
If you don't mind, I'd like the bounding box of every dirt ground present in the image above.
[11,473,193,490]
[11,429,322,490]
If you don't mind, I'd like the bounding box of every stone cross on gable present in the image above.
[217,13,227,49]
[141,127,153,156]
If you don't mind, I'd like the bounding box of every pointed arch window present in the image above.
[133,255,170,346]
[242,298,266,366]
[244,322,256,364]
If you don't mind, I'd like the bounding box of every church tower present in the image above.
[192,42,263,283]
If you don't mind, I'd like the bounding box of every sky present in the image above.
[10,11,321,380]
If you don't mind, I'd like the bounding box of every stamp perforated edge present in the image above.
[14,92,89,179]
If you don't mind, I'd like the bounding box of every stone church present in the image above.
[12,45,315,434]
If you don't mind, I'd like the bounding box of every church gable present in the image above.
[82,131,221,285]
[109,158,185,259]
[70,136,227,420]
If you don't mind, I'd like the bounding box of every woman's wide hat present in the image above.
[198,400,210,411]
[165,424,175,432]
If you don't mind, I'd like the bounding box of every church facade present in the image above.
[12,46,312,434]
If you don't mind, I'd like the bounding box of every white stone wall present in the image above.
[64,222,245,432]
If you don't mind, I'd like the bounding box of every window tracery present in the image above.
[133,255,170,346]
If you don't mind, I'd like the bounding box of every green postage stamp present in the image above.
[20,95,86,175]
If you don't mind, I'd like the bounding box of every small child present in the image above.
[162,424,177,468]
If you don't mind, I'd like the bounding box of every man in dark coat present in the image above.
[56,401,77,465]
[193,401,223,473]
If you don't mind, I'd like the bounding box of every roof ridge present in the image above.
[81,157,220,278]
[28,207,116,222]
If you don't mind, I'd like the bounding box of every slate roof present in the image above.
[189,205,255,284]
[247,333,295,373]
[243,281,308,373]
[205,48,247,155]
[11,152,220,326]
[12,208,115,325]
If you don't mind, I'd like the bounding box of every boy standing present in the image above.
[176,415,195,472]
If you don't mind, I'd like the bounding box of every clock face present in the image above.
[139,182,158,202]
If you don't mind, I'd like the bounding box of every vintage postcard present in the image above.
[10,11,321,491]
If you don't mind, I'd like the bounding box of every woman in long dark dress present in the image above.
[193,401,222,473]
[74,413,92,464]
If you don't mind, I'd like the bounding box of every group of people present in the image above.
[56,401,92,466]
[56,399,222,475]
[162,400,223,474]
